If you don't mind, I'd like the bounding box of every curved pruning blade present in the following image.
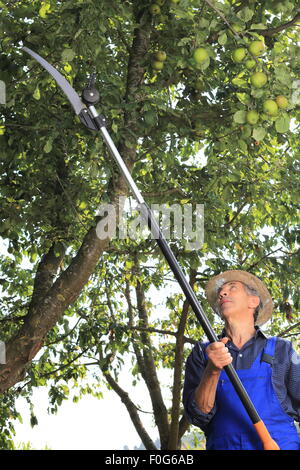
[22,46,85,116]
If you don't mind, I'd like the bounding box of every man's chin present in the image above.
[219,306,236,319]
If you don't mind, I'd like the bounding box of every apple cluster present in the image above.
[152,50,167,71]
[230,39,289,126]
[149,0,179,16]
[149,0,179,71]
[149,3,290,138]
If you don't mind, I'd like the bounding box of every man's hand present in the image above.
[195,338,233,414]
[206,338,233,373]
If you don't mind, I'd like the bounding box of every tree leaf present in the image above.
[33,86,40,100]
[61,48,76,62]
[275,115,290,133]
[237,7,254,22]
[252,127,266,141]
[39,2,51,18]
[218,32,227,45]
[43,139,52,153]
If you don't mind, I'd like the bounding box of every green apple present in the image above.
[152,60,164,70]
[245,59,256,70]
[246,110,259,125]
[232,47,247,63]
[156,0,165,5]
[249,40,265,57]
[250,71,267,88]
[170,0,180,3]
[263,99,278,116]
[275,95,288,109]
[193,47,209,64]
[149,3,161,14]
[155,51,167,61]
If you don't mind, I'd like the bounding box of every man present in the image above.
[183,270,300,450]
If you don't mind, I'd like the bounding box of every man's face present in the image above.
[217,281,259,321]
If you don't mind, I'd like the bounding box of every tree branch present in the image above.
[178,414,190,443]
[135,270,170,449]
[253,13,300,37]
[124,280,147,380]
[142,188,187,199]
[98,345,157,450]
[277,320,300,338]
[168,269,197,449]
[204,0,241,40]
[115,323,196,345]
[245,247,283,271]
[28,242,66,315]
[223,202,249,228]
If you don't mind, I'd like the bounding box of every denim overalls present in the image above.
[204,337,300,450]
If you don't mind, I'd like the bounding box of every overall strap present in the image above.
[261,336,277,366]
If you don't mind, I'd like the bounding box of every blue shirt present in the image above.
[183,327,300,430]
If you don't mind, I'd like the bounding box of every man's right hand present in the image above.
[206,338,233,372]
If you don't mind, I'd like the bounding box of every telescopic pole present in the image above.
[21,47,280,450]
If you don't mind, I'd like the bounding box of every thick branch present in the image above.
[178,414,190,443]
[222,203,249,228]
[97,340,157,449]
[103,369,157,450]
[0,220,111,392]
[124,281,147,380]
[253,13,300,37]
[167,270,197,449]
[135,273,170,449]
[28,242,66,313]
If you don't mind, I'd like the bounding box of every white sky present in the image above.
[13,374,160,450]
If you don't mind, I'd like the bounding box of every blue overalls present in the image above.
[204,337,300,450]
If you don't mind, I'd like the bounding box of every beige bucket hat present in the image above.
[205,270,273,326]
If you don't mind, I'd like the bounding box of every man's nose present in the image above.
[219,289,228,298]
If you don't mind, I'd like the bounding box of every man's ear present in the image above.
[248,295,260,309]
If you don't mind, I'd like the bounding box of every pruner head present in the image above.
[22,46,85,116]
[22,47,98,131]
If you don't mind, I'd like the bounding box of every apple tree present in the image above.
[0,0,299,449]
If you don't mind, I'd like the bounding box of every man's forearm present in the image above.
[194,362,221,414]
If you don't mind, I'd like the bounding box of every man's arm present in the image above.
[194,364,222,414]
[183,338,232,428]
[194,338,232,413]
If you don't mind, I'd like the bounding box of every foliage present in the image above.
[0,0,299,450]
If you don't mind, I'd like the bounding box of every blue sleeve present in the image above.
[273,337,300,422]
[183,342,217,430]
[285,340,300,420]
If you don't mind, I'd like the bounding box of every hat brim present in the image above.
[205,270,273,326]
